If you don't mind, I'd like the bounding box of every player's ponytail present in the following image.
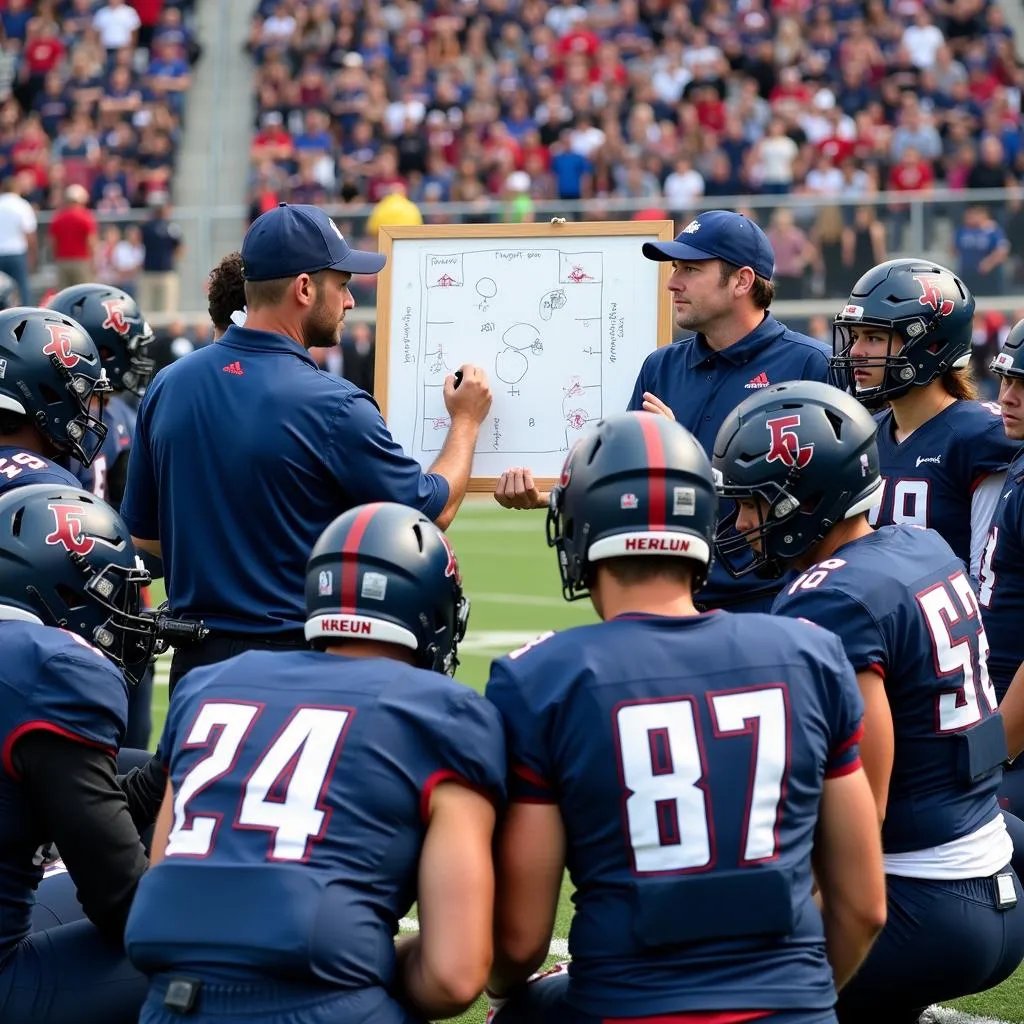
[941,365,978,402]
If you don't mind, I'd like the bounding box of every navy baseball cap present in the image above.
[642,211,775,280]
[241,203,387,281]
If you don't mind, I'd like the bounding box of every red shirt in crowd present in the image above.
[889,158,935,193]
[24,34,65,76]
[130,0,165,27]
[49,205,97,261]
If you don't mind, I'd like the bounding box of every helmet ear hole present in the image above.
[55,583,87,611]
[823,410,843,440]
[412,522,425,552]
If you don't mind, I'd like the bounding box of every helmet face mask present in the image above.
[50,357,112,464]
[0,307,112,466]
[830,259,974,404]
[0,485,158,683]
[46,285,155,397]
[712,477,803,580]
[712,381,884,579]
[831,321,918,403]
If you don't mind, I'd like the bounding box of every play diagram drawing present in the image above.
[418,248,604,454]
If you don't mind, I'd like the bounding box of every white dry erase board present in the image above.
[374,221,674,492]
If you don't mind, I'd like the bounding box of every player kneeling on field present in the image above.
[484,411,886,1024]
[125,502,506,1024]
[0,484,165,1024]
[714,380,1024,1023]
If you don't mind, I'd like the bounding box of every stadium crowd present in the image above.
[246,0,1024,305]
[7,5,1024,1024]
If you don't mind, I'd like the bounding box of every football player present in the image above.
[714,380,1024,1022]
[484,412,886,1024]
[0,484,165,1023]
[46,284,154,507]
[0,305,111,493]
[46,284,157,749]
[125,502,505,1024]
[831,259,1019,581]
[978,319,1024,815]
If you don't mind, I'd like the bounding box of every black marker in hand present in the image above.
[453,369,463,389]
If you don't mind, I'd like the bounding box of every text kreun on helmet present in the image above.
[0,483,158,681]
[712,381,884,580]
[305,502,469,675]
[546,411,719,602]
[831,258,975,404]
[46,284,155,398]
[0,306,111,465]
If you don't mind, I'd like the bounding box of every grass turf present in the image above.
[145,500,1024,1023]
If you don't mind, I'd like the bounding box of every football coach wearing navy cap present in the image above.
[494,209,830,613]
[122,203,493,691]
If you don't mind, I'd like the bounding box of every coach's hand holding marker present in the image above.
[445,363,492,424]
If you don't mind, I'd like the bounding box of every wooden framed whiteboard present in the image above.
[374,220,675,492]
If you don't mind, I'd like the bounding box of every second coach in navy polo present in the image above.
[121,203,492,691]
[494,210,829,612]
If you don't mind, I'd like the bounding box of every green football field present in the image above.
[146,500,1024,1023]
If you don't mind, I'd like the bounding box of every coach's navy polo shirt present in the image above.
[628,315,830,609]
[121,325,448,635]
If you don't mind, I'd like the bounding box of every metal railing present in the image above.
[29,185,1024,318]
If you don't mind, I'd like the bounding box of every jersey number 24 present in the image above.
[164,702,353,862]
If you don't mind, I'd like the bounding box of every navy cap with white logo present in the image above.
[642,210,775,281]
[241,203,386,281]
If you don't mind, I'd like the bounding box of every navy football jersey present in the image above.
[485,613,863,1018]
[0,446,80,494]
[869,401,1019,571]
[0,622,128,953]
[773,526,1008,861]
[979,453,1024,701]
[72,395,136,507]
[125,650,506,991]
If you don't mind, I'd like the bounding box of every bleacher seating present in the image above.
[0,0,198,305]
[246,0,1024,305]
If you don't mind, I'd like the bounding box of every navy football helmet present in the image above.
[712,381,883,579]
[0,483,158,681]
[46,283,154,397]
[546,411,719,601]
[305,502,469,675]
[831,258,975,403]
[991,317,1024,382]
[0,306,110,464]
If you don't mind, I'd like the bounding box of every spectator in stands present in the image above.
[766,207,817,300]
[93,0,140,62]
[112,224,145,298]
[954,203,1011,296]
[48,183,97,289]
[366,182,423,237]
[94,222,121,285]
[145,38,192,120]
[0,176,35,304]
[139,195,182,315]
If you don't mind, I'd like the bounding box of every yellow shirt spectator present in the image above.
[366,190,423,237]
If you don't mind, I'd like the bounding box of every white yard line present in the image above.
[923,1010,1016,1024]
